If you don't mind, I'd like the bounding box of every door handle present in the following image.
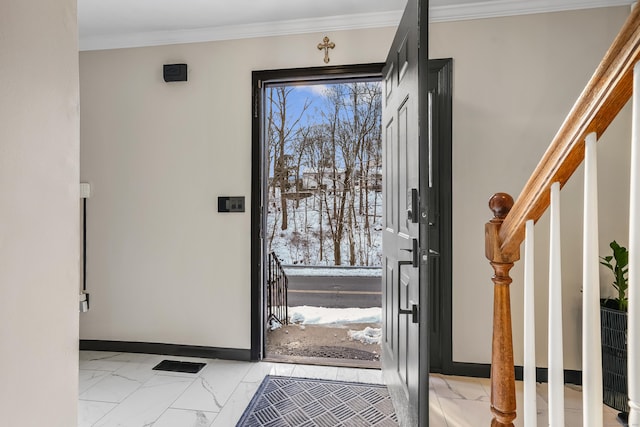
[407,188,419,223]
[398,260,420,324]
[399,303,419,324]
[399,238,419,267]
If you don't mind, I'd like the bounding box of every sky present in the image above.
[264,80,383,177]
[266,83,329,134]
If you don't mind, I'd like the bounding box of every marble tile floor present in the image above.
[79,351,622,427]
[429,374,622,427]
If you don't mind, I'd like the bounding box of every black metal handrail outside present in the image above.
[267,251,288,326]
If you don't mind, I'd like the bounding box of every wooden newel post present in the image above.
[485,193,520,426]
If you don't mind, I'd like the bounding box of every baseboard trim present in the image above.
[79,340,251,361]
[525,366,582,385]
[444,362,491,378]
[443,362,582,385]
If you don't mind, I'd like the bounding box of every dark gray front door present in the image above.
[381,0,428,426]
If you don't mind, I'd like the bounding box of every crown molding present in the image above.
[431,0,634,23]
[79,10,403,51]
[79,0,635,51]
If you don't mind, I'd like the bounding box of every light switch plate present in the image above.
[218,196,245,212]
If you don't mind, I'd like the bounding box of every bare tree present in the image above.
[267,81,382,266]
[319,84,349,265]
[267,86,311,231]
[302,124,331,263]
[326,82,382,265]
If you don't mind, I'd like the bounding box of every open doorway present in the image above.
[252,64,385,367]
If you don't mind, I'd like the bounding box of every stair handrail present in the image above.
[486,4,640,426]
[498,4,640,259]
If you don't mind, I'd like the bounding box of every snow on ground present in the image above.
[283,266,381,277]
[289,306,381,325]
[268,318,282,331]
[267,189,383,267]
[348,327,382,345]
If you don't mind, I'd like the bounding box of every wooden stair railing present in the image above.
[486,193,519,426]
[485,3,640,426]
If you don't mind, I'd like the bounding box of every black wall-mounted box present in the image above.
[218,196,245,213]
[163,64,187,82]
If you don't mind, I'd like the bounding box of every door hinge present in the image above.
[253,94,259,118]
[253,81,262,118]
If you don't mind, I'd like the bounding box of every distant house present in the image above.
[299,167,382,193]
[359,167,382,192]
[301,169,346,193]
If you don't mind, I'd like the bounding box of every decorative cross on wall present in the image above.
[317,36,335,64]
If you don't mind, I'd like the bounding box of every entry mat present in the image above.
[236,375,398,426]
[152,360,206,374]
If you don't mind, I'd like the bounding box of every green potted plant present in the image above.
[601,240,628,311]
[600,240,629,423]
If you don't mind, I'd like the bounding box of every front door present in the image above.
[381,0,429,426]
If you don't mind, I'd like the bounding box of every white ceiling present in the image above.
[78,0,635,51]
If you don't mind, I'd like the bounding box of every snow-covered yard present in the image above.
[283,266,381,277]
[268,190,383,267]
[289,305,381,324]
[288,305,382,345]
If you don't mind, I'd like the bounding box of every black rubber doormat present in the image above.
[152,360,206,374]
[236,375,398,426]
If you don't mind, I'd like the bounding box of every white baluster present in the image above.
[524,219,537,426]
[628,60,640,426]
[549,181,565,426]
[583,132,603,427]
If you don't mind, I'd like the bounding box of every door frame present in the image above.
[427,58,453,374]
[250,63,386,360]
[249,61,453,382]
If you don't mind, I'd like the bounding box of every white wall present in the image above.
[0,0,80,425]
[79,28,395,349]
[430,6,632,369]
[80,5,634,370]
